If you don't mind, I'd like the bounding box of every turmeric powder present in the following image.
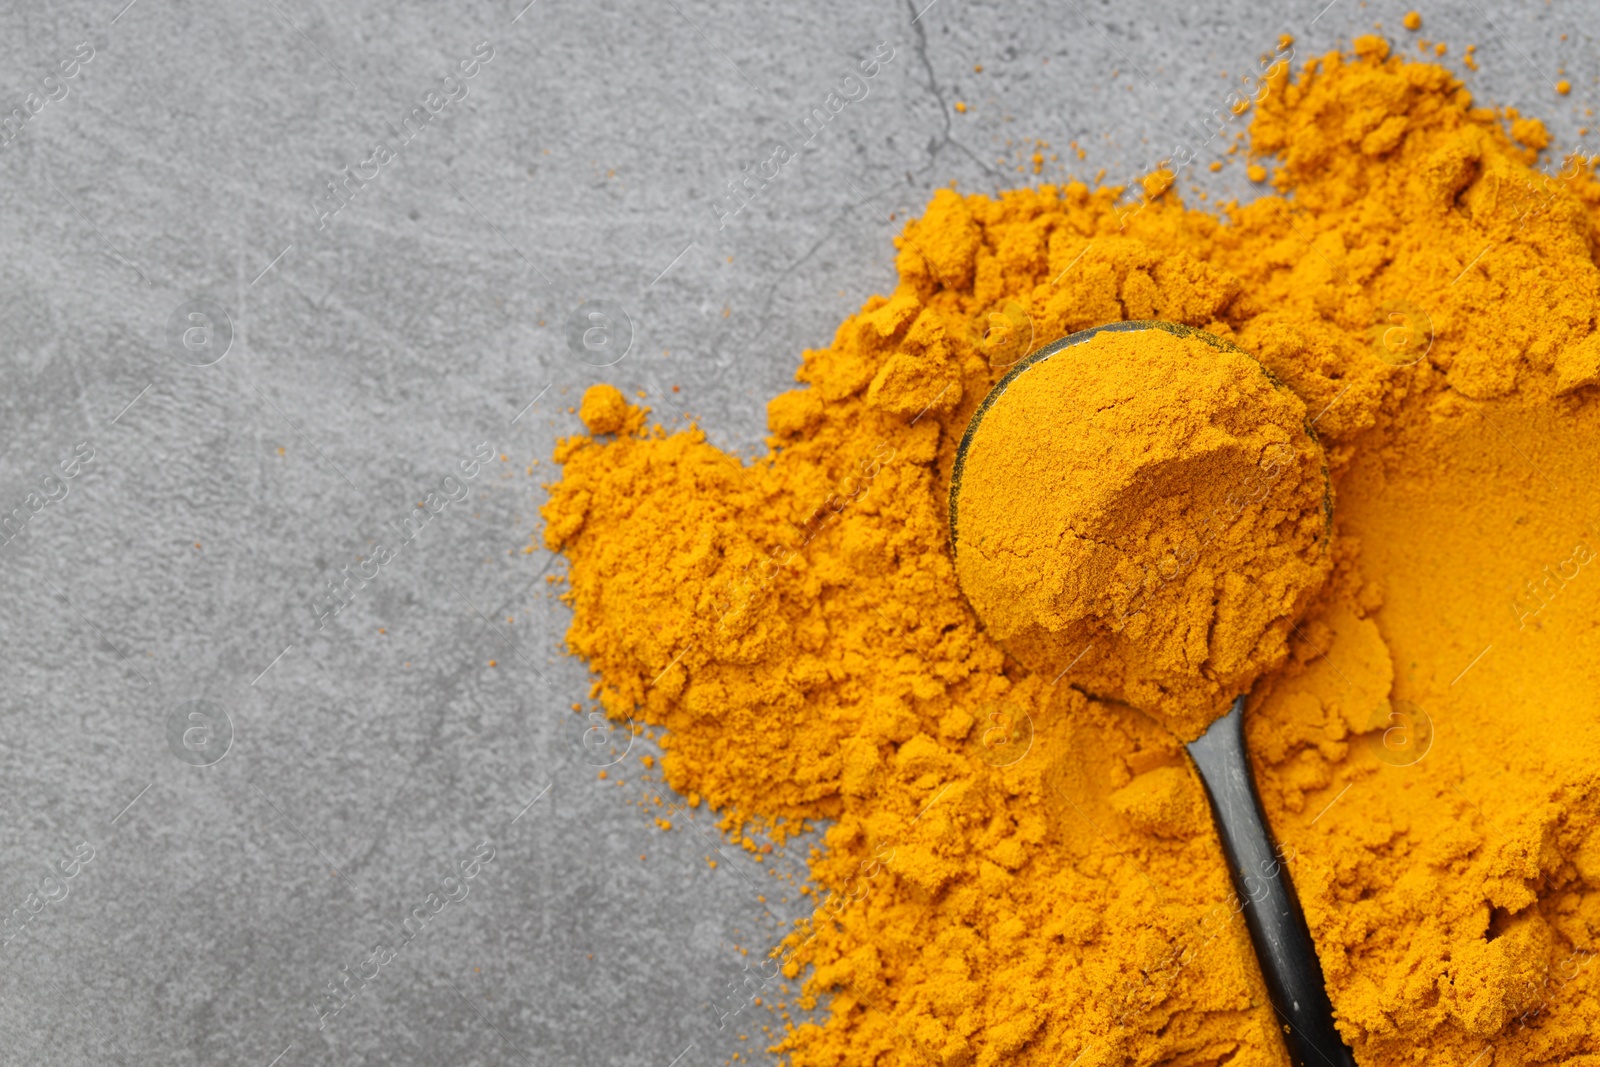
[543,36,1600,1067]
[951,323,1331,738]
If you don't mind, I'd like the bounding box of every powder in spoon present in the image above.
[951,325,1330,739]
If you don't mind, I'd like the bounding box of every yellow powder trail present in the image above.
[542,37,1600,1067]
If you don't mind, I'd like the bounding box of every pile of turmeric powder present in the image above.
[543,36,1600,1067]
[951,324,1331,738]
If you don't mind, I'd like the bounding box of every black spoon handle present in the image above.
[1186,696,1356,1067]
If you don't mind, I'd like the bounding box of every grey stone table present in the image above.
[0,0,1588,1063]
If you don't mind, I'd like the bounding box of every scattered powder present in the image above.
[542,39,1600,1067]
[575,382,645,436]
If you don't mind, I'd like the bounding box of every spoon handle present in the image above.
[1186,696,1356,1067]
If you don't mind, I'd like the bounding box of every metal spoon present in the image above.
[949,320,1355,1067]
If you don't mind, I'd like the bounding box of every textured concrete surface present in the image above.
[0,1,1590,1064]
